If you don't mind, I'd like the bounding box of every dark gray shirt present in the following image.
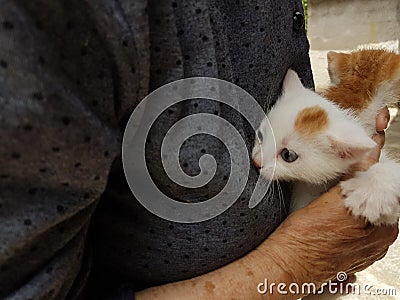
[0,0,313,299]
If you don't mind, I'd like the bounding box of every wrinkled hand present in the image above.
[263,106,398,288]
[137,108,397,300]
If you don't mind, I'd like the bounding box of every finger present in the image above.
[346,249,389,274]
[375,223,399,245]
[375,248,390,262]
[372,132,385,150]
[376,106,390,132]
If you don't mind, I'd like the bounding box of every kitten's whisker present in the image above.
[277,181,286,214]
[322,181,328,193]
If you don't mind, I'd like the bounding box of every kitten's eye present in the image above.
[281,148,298,162]
[257,130,263,142]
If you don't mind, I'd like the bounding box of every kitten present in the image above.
[324,49,400,136]
[252,68,400,225]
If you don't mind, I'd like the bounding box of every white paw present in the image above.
[340,164,400,225]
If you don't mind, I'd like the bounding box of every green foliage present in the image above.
[302,0,308,32]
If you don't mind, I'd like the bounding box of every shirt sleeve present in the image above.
[0,0,148,298]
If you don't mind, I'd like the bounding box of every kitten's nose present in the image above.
[253,159,262,170]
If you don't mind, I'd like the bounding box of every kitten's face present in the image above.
[253,116,336,184]
[252,70,376,184]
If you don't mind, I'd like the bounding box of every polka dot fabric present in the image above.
[0,0,313,298]
[0,1,123,298]
[90,0,313,295]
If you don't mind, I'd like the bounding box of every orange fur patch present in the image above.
[324,49,400,112]
[294,106,329,136]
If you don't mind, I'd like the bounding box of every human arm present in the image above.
[136,184,397,300]
[136,108,398,299]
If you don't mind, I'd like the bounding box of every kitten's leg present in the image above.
[340,154,400,225]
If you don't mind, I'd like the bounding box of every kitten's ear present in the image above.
[327,123,376,159]
[282,69,305,95]
[327,51,349,85]
[326,51,340,63]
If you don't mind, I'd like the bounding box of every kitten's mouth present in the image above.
[253,159,262,170]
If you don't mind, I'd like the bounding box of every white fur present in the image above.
[253,70,400,225]
[341,151,400,225]
[358,80,400,136]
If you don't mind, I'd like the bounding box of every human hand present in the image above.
[375,105,390,133]
[136,108,396,300]
[260,106,398,289]
[264,186,398,289]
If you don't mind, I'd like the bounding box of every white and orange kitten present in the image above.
[252,69,400,225]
